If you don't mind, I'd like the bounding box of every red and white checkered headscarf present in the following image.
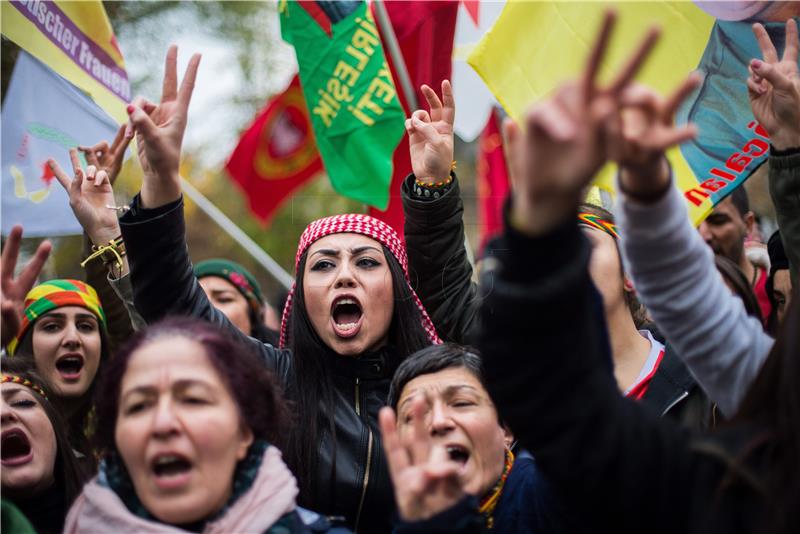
[279,214,441,348]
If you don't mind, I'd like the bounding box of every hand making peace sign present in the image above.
[126,45,201,208]
[407,80,456,184]
[748,19,800,151]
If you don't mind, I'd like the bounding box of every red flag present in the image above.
[369,1,460,237]
[225,75,323,226]
[477,108,509,252]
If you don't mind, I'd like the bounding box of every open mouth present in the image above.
[331,296,363,338]
[151,454,193,479]
[55,354,84,381]
[1,429,33,466]
[446,445,470,467]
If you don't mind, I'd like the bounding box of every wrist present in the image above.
[510,193,578,237]
[140,175,181,209]
[618,157,671,204]
[769,133,800,152]
[89,225,122,246]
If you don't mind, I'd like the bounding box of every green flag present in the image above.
[280,0,405,209]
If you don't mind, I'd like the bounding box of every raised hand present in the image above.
[50,148,120,246]
[748,20,800,150]
[379,399,464,522]
[612,76,700,200]
[407,80,455,184]
[508,12,660,235]
[126,45,201,208]
[1,226,51,347]
[77,125,132,186]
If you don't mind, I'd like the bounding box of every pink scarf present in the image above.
[64,446,298,534]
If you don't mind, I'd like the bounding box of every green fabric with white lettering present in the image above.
[280,0,404,209]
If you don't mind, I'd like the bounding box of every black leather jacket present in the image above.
[119,196,395,533]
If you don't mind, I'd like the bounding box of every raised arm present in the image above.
[403,81,480,344]
[51,139,143,348]
[480,14,712,533]
[749,20,800,282]
[117,46,289,377]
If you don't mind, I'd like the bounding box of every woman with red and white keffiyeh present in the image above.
[113,46,440,533]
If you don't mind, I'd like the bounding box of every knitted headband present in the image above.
[1,374,49,401]
[279,214,441,348]
[7,279,107,356]
[578,212,619,240]
[194,259,265,316]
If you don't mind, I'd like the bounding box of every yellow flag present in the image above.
[468,1,719,223]
[2,0,129,123]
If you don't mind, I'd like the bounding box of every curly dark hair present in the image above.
[93,316,292,455]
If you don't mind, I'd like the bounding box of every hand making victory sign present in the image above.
[407,80,455,184]
[0,226,51,348]
[77,124,132,187]
[126,45,201,208]
[748,19,800,150]
[49,149,121,248]
[379,399,464,522]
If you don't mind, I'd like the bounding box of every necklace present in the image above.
[478,448,515,529]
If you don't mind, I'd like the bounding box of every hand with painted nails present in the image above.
[407,80,455,184]
[748,20,800,151]
[506,11,660,236]
[1,226,51,348]
[126,45,201,208]
[379,400,464,521]
[77,125,132,186]
[50,149,121,247]
[613,76,701,201]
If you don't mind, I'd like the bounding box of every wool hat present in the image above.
[194,259,265,316]
[7,279,106,356]
[279,214,440,348]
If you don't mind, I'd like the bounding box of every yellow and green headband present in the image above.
[6,279,106,356]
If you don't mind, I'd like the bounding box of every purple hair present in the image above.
[93,316,291,454]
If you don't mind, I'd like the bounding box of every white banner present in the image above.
[2,51,118,237]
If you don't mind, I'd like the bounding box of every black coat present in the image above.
[403,174,710,427]
[120,196,396,534]
[477,216,769,534]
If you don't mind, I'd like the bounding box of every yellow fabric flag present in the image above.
[2,0,129,123]
[468,1,717,223]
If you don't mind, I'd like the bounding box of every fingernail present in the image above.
[127,104,135,114]
[752,59,762,69]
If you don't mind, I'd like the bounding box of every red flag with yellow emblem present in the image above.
[225,74,323,225]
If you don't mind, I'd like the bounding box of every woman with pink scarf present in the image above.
[63,317,350,533]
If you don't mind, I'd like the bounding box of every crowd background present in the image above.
[1,2,799,534]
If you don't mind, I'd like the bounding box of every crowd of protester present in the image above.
[1,12,798,534]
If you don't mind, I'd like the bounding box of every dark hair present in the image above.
[388,343,485,410]
[714,254,764,324]
[284,244,431,503]
[93,316,291,455]
[729,286,800,533]
[15,323,112,458]
[729,187,750,218]
[766,231,789,335]
[1,356,90,508]
[578,203,648,328]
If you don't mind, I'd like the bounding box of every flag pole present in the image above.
[180,177,294,289]
[373,0,418,111]
[372,0,476,270]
